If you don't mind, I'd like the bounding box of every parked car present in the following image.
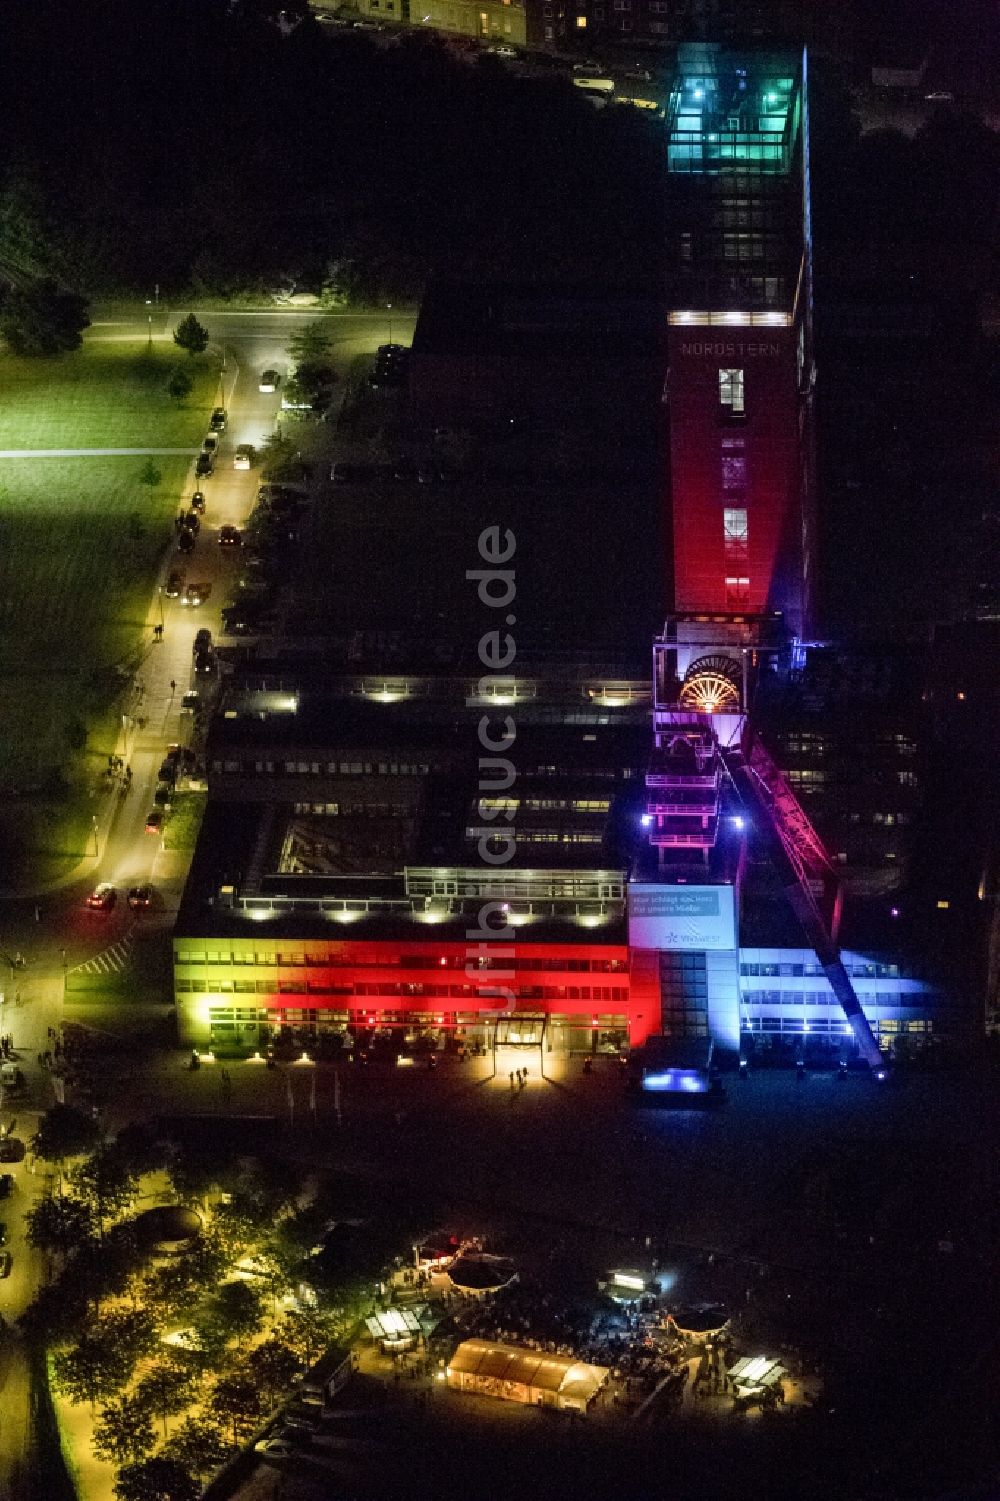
[259,369,280,393]
[164,569,184,597]
[145,810,164,835]
[153,784,173,808]
[222,606,276,636]
[218,525,243,547]
[181,690,200,713]
[181,511,200,535]
[195,452,214,477]
[291,1390,324,1409]
[254,1439,294,1459]
[210,407,228,432]
[282,1406,322,1430]
[190,491,206,515]
[177,529,195,554]
[0,1177,13,1200]
[276,1423,313,1444]
[194,628,212,653]
[202,433,219,458]
[0,1140,25,1163]
[86,883,117,911]
[127,884,153,910]
[181,581,208,606]
[0,1250,11,1277]
[493,43,518,58]
[194,649,216,677]
[234,443,255,470]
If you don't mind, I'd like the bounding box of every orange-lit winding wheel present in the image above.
[678,655,741,714]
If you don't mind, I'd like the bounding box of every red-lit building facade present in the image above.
[664,44,816,642]
[173,673,946,1060]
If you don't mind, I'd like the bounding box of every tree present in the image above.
[249,1336,302,1403]
[24,1194,94,1262]
[20,1273,88,1343]
[161,1415,232,1478]
[142,1260,200,1321]
[99,1307,159,1368]
[167,1140,236,1211]
[286,321,331,364]
[259,428,295,477]
[113,1123,167,1179]
[32,1104,99,1183]
[69,1144,137,1228]
[52,1331,131,1409]
[138,459,161,488]
[133,1359,197,1439]
[280,1306,335,1367]
[113,1457,200,1501]
[93,1395,156,1466]
[172,314,208,357]
[74,1221,144,1313]
[283,359,336,416]
[238,1157,304,1220]
[167,368,193,402]
[0,277,89,355]
[209,1279,265,1346]
[209,1371,263,1447]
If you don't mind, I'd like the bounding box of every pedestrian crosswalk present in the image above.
[75,937,133,976]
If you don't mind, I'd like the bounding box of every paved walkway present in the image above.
[0,447,198,457]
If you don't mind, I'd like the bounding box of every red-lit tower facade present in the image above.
[632,47,883,1070]
[663,43,816,647]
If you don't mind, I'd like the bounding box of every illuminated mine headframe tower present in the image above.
[629,45,883,1070]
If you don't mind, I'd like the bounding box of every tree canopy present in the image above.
[24,1193,94,1260]
[0,278,89,355]
[32,1104,99,1169]
[172,314,209,356]
[93,1395,156,1466]
[113,1457,200,1501]
[160,1416,232,1479]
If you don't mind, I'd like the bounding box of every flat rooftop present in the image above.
[411,281,666,360]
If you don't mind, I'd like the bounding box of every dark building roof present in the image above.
[411,281,666,360]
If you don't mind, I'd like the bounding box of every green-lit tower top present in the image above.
[666,44,802,176]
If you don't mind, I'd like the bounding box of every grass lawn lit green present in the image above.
[0,340,217,885]
[0,339,217,449]
[163,792,207,852]
[0,455,190,764]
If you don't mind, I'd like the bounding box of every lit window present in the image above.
[723,507,748,564]
[576,12,587,23]
[719,368,745,415]
[725,576,750,607]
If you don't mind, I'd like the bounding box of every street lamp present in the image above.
[158,586,164,629]
[387,302,393,345]
[91,815,99,856]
